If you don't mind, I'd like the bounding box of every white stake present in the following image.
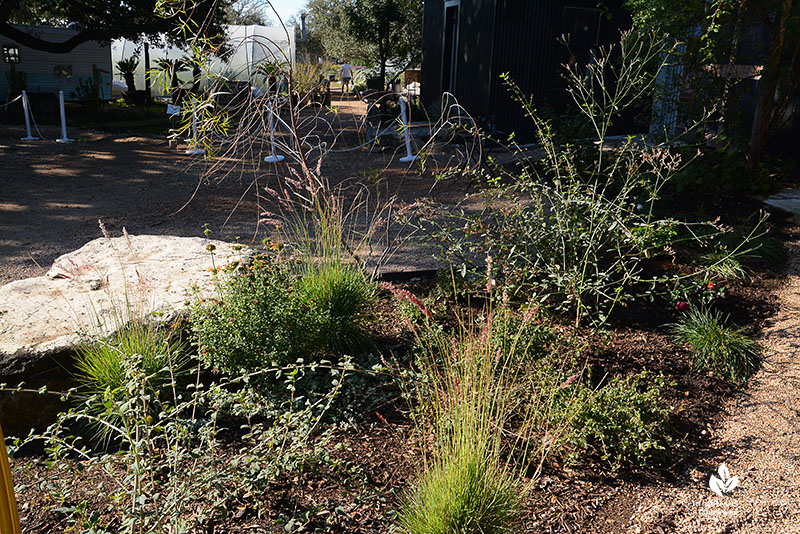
[264,101,284,163]
[398,96,419,163]
[56,91,73,143]
[20,90,38,140]
[185,101,205,155]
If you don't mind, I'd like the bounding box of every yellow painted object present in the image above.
[0,422,21,534]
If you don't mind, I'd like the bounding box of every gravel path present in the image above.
[624,222,800,533]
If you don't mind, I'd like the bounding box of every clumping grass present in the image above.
[671,307,762,383]
[398,443,522,534]
[295,261,376,355]
[397,304,569,534]
[74,321,187,433]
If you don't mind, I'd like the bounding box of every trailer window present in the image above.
[2,46,20,64]
[54,64,73,78]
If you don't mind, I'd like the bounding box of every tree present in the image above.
[0,0,229,53]
[344,0,422,81]
[626,0,800,171]
[298,0,366,62]
[222,0,274,25]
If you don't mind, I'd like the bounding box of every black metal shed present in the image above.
[421,0,632,136]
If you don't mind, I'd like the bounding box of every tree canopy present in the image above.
[0,0,229,53]
[299,0,421,80]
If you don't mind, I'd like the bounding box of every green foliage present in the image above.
[193,254,377,379]
[3,0,228,54]
[295,262,376,355]
[398,443,522,534]
[115,56,139,93]
[397,301,582,534]
[193,255,311,374]
[698,250,748,281]
[565,372,671,471]
[671,307,762,383]
[74,321,188,429]
[22,353,348,533]
[425,32,687,325]
[344,0,422,79]
[115,56,139,76]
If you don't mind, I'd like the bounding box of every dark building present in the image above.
[421,0,632,136]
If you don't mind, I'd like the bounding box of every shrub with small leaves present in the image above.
[565,371,671,471]
[192,254,314,374]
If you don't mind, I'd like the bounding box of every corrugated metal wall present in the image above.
[489,0,632,135]
[422,0,634,137]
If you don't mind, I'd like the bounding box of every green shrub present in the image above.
[193,255,312,373]
[193,255,377,377]
[295,262,376,355]
[565,371,671,471]
[398,444,522,534]
[671,307,762,383]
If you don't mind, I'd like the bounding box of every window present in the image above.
[54,64,73,78]
[3,46,20,64]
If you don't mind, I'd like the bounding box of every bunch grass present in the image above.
[671,307,762,383]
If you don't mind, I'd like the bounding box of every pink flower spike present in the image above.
[560,372,580,389]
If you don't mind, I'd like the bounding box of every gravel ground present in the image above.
[615,221,800,534]
[0,96,468,286]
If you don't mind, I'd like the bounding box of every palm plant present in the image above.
[116,56,139,93]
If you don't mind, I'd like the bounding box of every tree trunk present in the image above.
[123,73,136,93]
[746,0,796,171]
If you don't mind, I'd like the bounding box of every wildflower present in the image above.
[559,372,580,389]
[676,300,690,312]
[206,244,216,252]
[707,282,715,290]
[381,282,433,320]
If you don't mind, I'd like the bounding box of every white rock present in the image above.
[0,235,253,375]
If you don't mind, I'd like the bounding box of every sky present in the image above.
[266,0,307,24]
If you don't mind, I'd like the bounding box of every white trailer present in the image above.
[0,24,112,102]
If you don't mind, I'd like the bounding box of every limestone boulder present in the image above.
[0,235,253,376]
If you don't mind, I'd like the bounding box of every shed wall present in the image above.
[0,25,112,101]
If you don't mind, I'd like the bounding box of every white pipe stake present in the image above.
[264,101,284,163]
[20,90,38,140]
[56,91,74,143]
[398,96,419,163]
[185,101,205,155]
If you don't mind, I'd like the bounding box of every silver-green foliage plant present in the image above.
[564,371,671,471]
[425,31,762,326]
[14,357,350,534]
[671,307,762,383]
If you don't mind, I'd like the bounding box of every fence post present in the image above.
[20,91,37,141]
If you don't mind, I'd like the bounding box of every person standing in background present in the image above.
[340,61,353,98]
